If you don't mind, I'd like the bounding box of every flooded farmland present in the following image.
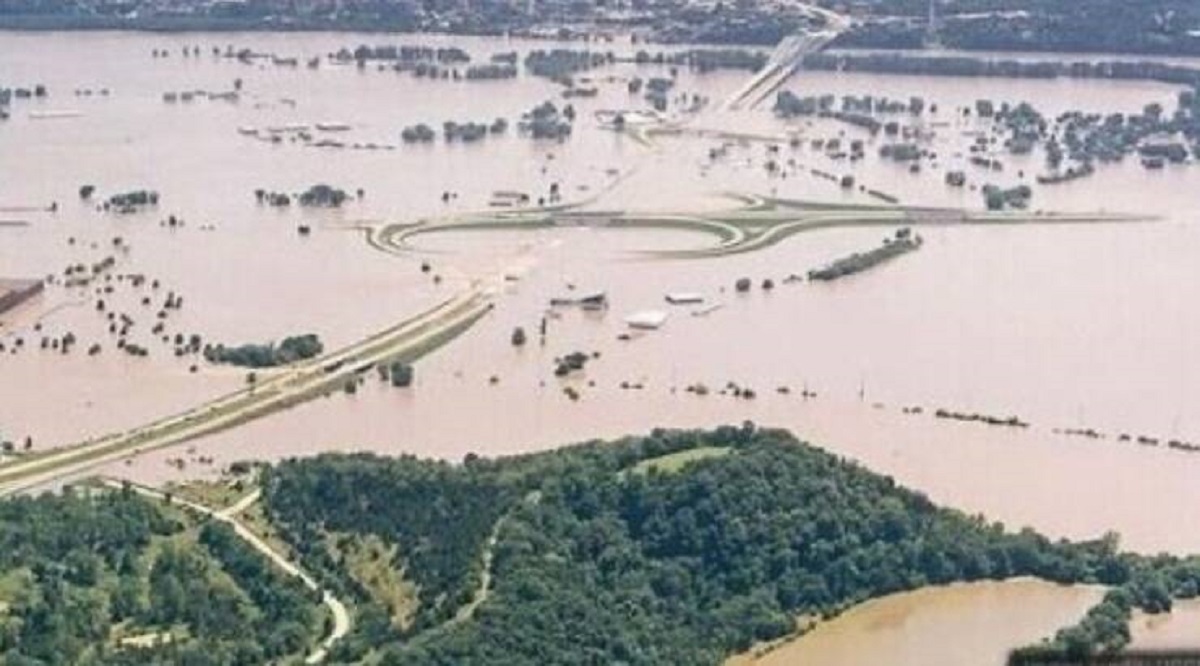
[6,30,1200,659]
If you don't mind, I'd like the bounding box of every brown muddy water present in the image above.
[3,33,1200,563]
[729,579,1105,666]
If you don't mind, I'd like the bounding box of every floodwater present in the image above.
[1132,597,1200,650]
[729,579,1104,666]
[4,32,1200,567]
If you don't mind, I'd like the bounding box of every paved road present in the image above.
[0,287,491,496]
[101,479,351,664]
[723,30,841,111]
[721,2,850,111]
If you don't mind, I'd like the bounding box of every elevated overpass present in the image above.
[721,3,850,112]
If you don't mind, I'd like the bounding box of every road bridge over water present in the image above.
[721,3,850,112]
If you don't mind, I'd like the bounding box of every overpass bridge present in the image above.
[721,3,850,112]
[722,30,839,111]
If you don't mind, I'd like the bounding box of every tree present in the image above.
[390,362,414,388]
[984,187,1006,211]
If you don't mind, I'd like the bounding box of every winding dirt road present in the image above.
[100,479,351,664]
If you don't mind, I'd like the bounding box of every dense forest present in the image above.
[9,427,1200,663]
[262,426,1200,665]
[264,453,514,637]
[0,486,323,665]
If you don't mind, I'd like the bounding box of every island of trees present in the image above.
[297,184,349,207]
[519,101,573,140]
[103,190,160,214]
[809,229,923,282]
[203,333,323,368]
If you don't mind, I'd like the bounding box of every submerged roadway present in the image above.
[0,285,493,496]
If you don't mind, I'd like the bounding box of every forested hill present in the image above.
[0,488,322,665]
[6,427,1200,664]
[262,426,1200,665]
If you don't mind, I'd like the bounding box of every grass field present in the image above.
[627,446,732,475]
[335,532,421,630]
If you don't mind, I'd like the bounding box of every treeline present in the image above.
[337,45,470,64]
[258,425,1200,664]
[633,49,768,73]
[809,229,922,281]
[835,0,1200,57]
[250,185,350,208]
[933,2,1200,57]
[330,44,525,82]
[400,120,508,144]
[774,91,889,134]
[203,333,323,368]
[803,52,1200,88]
[523,49,612,83]
[775,90,927,119]
[653,10,809,46]
[0,84,48,106]
[103,189,159,213]
[1015,551,1200,660]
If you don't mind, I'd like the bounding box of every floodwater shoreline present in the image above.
[728,578,1107,666]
